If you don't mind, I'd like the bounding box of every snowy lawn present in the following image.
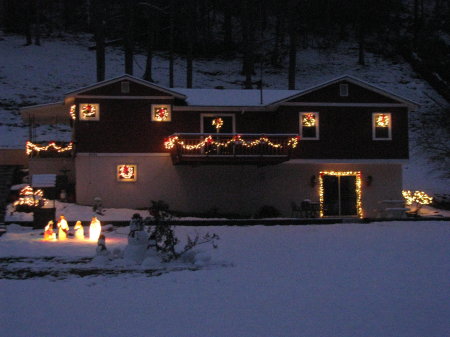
[1,221,449,337]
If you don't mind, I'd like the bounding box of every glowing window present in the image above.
[372,113,391,140]
[300,112,319,139]
[79,103,100,121]
[117,164,137,182]
[151,104,171,122]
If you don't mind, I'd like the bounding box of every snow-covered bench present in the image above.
[376,200,409,218]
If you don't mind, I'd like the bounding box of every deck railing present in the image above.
[164,133,300,164]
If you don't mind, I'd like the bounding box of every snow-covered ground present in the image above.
[1,221,449,337]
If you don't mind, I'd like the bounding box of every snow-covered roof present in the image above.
[32,174,56,188]
[173,88,301,106]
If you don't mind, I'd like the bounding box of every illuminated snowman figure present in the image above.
[89,216,102,241]
[74,221,84,240]
[57,215,69,240]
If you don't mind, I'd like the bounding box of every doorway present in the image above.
[319,171,362,217]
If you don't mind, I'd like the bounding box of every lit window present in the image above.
[339,83,349,97]
[121,81,130,93]
[151,104,171,122]
[79,103,100,121]
[300,112,319,139]
[117,164,137,182]
[372,112,392,140]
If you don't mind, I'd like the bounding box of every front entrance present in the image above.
[319,171,362,217]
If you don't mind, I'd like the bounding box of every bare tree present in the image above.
[92,0,105,81]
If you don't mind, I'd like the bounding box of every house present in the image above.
[20,74,418,218]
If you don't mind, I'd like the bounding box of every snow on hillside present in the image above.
[1,222,449,337]
[0,33,448,193]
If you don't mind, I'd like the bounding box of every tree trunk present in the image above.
[223,3,233,56]
[24,0,32,45]
[169,0,174,88]
[358,27,365,65]
[186,1,195,88]
[34,0,41,46]
[288,10,297,90]
[124,0,134,75]
[241,0,254,89]
[143,15,155,82]
[92,0,105,82]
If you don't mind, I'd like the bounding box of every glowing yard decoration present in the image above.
[153,106,169,121]
[212,117,224,130]
[69,105,76,120]
[402,190,432,213]
[319,171,363,218]
[26,141,73,156]
[117,165,137,182]
[74,221,84,240]
[164,135,300,151]
[302,113,316,127]
[375,113,390,127]
[57,215,69,240]
[89,217,102,241]
[43,220,56,240]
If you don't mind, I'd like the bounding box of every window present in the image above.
[201,114,235,133]
[151,104,171,122]
[79,103,100,121]
[117,164,137,182]
[372,112,392,140]
[121,81,130,93]
[300,112,319,139]
[339,83,349,97]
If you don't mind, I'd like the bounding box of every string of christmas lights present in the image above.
[302,113,316,127]
[26,141,73,155]
[164,135,300,151]
[375,113,390,127]
[13,185,46,208]
[69,105,76,120]
[318,171,363,218]
[153,106,169,121]
[212,117,224,130]
[402,190,433,205]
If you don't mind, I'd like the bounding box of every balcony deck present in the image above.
[165,133,300,165]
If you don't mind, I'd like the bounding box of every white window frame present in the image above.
[117,164,137,182]
[372,112,392,140]
[151,104,172,122]
[79,103,100,121]
[339,83,349,97]
[200,113,236,133]
[299,112,319,140]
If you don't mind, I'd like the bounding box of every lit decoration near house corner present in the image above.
[81,104,97,118]
[212,117,224,130]
[375,113,390,127]
[402,190,433,205]
[318,171,363,218]
[43,221,56,240]
[152,105,171,122]
[13,185,47,209]
[26,141,73,155]
[117,164,137,182]
[69,105,76,120]
[302,113,316,127]
[164,135,300,151]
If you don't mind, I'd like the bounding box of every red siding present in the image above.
[77,80,177,97]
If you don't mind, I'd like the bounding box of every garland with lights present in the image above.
[153,106,169,121]
[302,113,316,127]
[164,135,300,151]
[319,171,363,218]
[212,117,224,130]
[375,114,390,127]
[26,141,73,156]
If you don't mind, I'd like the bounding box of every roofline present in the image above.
[19,101,65,112]
[64,74,187,100]
[269,75,420,110]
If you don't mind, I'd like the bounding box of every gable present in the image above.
[65,75,186,99]
[273,76,419,109]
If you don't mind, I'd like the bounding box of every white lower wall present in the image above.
[75,153,403,218]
